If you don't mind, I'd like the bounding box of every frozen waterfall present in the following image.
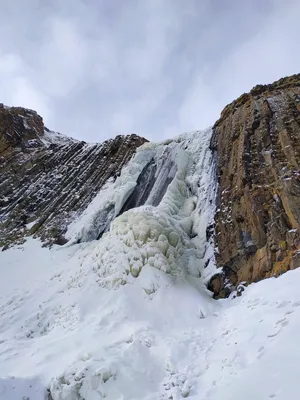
[67,128,217,287]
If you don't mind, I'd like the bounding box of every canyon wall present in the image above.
[1,74,300,299]
[209,74,300,297]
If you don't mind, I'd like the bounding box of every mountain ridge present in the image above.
[0,105,147,248]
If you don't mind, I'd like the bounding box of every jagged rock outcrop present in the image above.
[210,74,300,297]
[0,105,147,248]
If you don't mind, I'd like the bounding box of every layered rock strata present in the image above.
[209,74,300,297]
[0,104,147,248]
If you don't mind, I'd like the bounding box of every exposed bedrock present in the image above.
[209,74,300,297]
[0,104,147,248]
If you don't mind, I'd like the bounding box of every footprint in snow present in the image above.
[276,317,289,327]
[267,330,281,339]
[276,300,291,308]
[285,309,294,316]
[257,346,264,355]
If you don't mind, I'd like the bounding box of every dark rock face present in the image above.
[79,143,179,243]
[0,104,45,155]
[119,158,157,214]
[210,74,300,297]
[0,105,147,248]
[119,146,177,215]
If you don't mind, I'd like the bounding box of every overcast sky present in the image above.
[1,0,299,142]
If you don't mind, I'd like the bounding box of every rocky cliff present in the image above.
[209,74,300,297]
[1,74,300,298]
[0,104,147,248]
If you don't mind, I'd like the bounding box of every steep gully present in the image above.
[1,74,300,296]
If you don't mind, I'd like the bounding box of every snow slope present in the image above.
[1,129,300,399]
[1,239,300,400]
[42,128,78,147]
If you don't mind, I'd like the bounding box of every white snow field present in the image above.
[1,130,300,399]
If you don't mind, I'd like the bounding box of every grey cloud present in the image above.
[0,0,299,142]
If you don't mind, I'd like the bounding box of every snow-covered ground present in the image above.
[1,129,300,399]
[42,128,78,147]
[1,238,300,399]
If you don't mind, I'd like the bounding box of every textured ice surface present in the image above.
[68,128,217,288]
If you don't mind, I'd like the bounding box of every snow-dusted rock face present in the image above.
[0,105,147,248]
[210,73,300,297]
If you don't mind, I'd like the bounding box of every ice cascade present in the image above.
[70,128,217,290]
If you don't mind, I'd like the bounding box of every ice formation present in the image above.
[69,128,217,291]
